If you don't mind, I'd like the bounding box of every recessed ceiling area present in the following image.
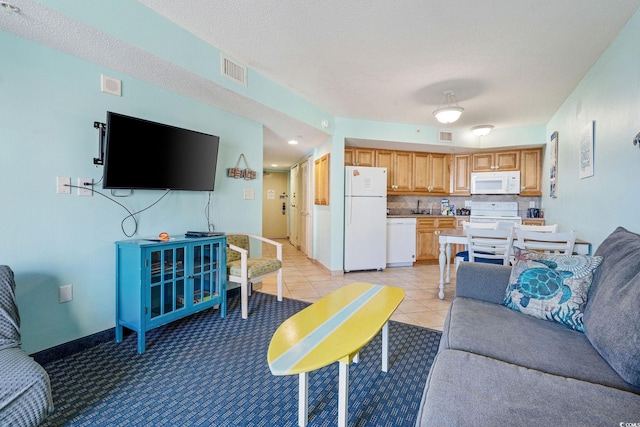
[2,0,639,169]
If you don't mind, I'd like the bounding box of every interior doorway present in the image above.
[289,164,299,247]
[262,171,288,238]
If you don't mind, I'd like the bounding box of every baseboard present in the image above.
[32,288,242,365]
[31,328,115,365]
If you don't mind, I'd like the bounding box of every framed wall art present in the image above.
[550,131,558,198]
[579,121,595,179]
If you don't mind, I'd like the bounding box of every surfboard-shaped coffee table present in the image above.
[267,282,405,427]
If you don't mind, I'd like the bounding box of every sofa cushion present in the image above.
[441,297,639,393]
[416,349,640,426]
[584,226,640,388]
[503,247,602,332]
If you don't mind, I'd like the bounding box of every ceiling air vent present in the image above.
[438,130,454,143]
[221,54,247,87]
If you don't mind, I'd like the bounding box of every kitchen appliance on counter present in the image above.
[344,166,387,272]
[470,171,521,195]
[470,201,522,225]
[386,217,416,267]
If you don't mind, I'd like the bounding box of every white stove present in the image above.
[470,201,522,225]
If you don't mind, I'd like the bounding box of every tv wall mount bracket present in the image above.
[94,121,106,165]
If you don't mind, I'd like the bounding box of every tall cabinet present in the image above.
[115,236,227,354]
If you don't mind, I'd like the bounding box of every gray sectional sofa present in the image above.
[0,266,54,426]
[416,226,640,426]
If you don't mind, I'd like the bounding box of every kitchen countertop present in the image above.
[387,214,469,219]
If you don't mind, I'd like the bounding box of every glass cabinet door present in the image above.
[191,242,220,305]
[149,246,185,318]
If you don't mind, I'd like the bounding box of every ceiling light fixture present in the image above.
[433,91,464,124]
[0,2,20,12]
[471,125,494,136]
[287,139,299,145]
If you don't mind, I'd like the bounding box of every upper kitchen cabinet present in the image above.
[376,150,413,192]
[519,148,543,196]
[451,154,471,195]
[414,152,450,195]
[472,150,520,172]
[344,148,375,166]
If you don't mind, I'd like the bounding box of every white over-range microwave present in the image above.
[470,171,521,195]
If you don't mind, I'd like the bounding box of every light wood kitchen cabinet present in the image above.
[413,153,450,194]
[344,148,375,166]
[522,219,546,226]
[519,148,543,196]
[472,150,520,172]
[376,150,413,192]
[451,154,471,195]
[416,217,456,263]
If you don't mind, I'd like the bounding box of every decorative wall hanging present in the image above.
[549,131,558,198]
[579,121,594,179]
[227,154,257,180]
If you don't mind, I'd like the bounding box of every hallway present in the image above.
[258,240,455,331]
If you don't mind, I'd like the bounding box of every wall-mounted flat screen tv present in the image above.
[103,112,220,191]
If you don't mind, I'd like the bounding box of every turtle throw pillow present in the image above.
[503,247,603,332]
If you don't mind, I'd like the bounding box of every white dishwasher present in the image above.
[386,218,417,267]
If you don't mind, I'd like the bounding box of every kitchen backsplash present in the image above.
[387,194,542,217]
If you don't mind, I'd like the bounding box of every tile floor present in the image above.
[257,239,456,331]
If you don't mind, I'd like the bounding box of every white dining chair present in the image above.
[466,227,515,266]
[454,221,498,269]
[514,229,576,255]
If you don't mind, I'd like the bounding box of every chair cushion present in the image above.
[0,266,20,350]
[503,247,602,332]
[454,250,504,264]
[227,258,282,279]
[226,235,249,263]
[584,226,640,387]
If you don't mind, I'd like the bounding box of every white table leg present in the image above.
[298,372,308,427]
[381,322,389,372]
[438,240,446,299]
[338,362,349,427]
[445,242,452,284]
[353,352,359,364]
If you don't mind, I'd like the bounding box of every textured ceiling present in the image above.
[3,0,640,168]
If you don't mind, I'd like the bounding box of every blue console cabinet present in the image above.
[115,236,227,354]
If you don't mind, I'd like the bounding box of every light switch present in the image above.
[243,188,255,200]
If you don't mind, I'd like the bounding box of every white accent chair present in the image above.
[466,227,515,266]
[514,230,576,255]
[227,234,283,319]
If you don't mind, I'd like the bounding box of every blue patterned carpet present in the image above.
[41,292,441,426]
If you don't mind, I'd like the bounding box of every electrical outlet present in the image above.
[529,201,536,208]
[77,178,92,196]
[59,285,73,303]
[56,176,71,194]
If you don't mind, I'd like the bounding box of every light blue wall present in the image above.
[543,10,640,249]
[36,0,333,133]
[0,32,263,354]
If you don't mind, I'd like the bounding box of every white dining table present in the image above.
[436,229,592,299]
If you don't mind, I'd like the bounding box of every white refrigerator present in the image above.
[344,166,387,272]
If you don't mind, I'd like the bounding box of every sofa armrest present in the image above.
[455,262,511,304]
